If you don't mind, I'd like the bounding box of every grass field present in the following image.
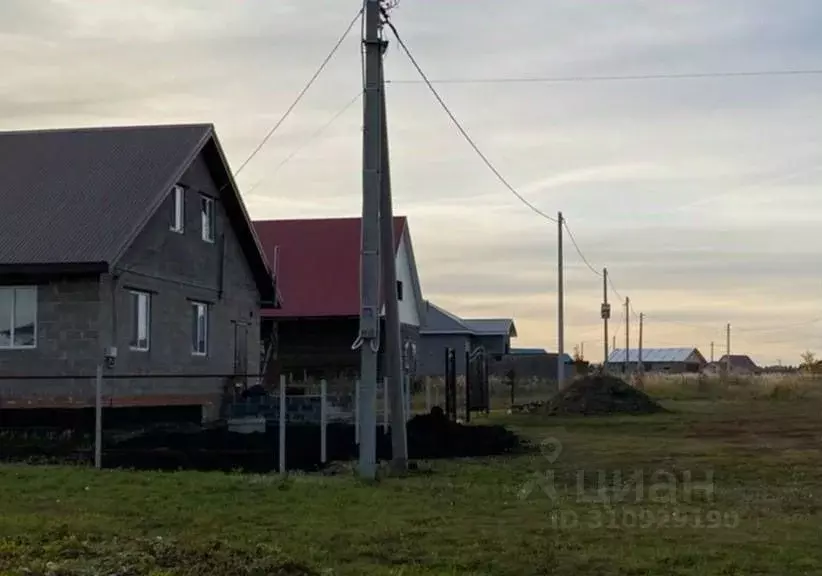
[1,382,821,575]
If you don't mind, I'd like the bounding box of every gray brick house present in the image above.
[0,124,277,419]
[417,301,517,377]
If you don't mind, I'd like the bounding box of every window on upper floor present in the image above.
[201,195,215,243]
[192,301,208,355]
[129,290,151,351]
[170,185,185,233]
[396,280,404,301]
[0,287,37,349]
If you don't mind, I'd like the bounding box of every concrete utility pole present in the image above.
[357,0,383,480]
[602,267,610,369]
[638,313,644,387]
[557,211,565,389]
[725,323,731,376]
[710,341,715,363]
[624,297,630,374]
[378,46,408,472]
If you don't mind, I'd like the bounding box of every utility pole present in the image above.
[357,0,383,480]
[557,211,565,389]
[637,313,644,388]
[725,323,731,376]
[710,341,714,363]
[624,297,630,374]
[602,267,610,370]
[378,46,408,472]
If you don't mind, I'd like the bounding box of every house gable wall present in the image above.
[395,233,420,327]
[103,151,261,417]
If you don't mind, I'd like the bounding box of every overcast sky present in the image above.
[2,0,821,365]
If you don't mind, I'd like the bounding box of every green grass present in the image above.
[1,397,821,575]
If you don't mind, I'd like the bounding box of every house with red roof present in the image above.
[254,216,425,381]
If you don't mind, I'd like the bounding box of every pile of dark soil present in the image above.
[399,407,523,459]
[545,374,666,416]
[99,408,524,472]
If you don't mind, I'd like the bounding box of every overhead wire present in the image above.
[232,6,364,179]
[562,219,602,277]
[385,68,822,86]
[381,14,558,223]
[244,91,363,195]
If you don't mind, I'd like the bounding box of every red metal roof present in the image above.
[254,217,407,318]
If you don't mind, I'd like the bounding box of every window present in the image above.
[396,280,404,301]
[0,287,37,349]
[170,185,184,232]
[192,302,208,355]
[201,195,215,243]
[129,291,150,351]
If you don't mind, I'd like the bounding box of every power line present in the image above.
[232,6,363,178]
[385,68,822,86]
[382,16,557,223]
[562,219,602,277]
[245,91,363,195]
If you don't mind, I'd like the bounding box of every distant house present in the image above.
[254,217,424,380]
[704,355,761,376]
[417,301,517,376]
[607,348,707,374]
[0,124,277,418]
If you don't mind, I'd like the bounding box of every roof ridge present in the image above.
[0,123,213,137]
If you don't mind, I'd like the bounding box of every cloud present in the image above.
[1,0,821,365]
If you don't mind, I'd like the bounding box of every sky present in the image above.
[2,0,821,365]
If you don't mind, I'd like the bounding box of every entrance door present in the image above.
[233,322,249,384]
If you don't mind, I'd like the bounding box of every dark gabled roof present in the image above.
[717,355,760,371]
[0,124,276,303]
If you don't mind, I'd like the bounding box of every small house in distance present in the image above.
[607,348,707,374]
[704,355,761,376]
[417,301,517,376]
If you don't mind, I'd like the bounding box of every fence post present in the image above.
[94,364,103,470]
[279,374,286,474]
[425,376,432,413]
[382,378,389,434]
[320,379,327,465]
[355,379,360,445]
[404,374,411,422]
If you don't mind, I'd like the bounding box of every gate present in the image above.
[465,346,489,421]
[444,348,458,422]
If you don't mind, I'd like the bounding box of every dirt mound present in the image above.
[545,374,666,416]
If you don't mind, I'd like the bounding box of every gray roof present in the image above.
[420,302,517,337]
[0,124,276,302]
[608,348,706,363]
[463,318,518,338]
[420,302,472,334]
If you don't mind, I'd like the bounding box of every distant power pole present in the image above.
[638,313,644,370]
[377,45,408,472]
[357,0,384,480]
[710,341,715,363]
[602,267,610,369]
[624,297,630,374]
[557,211,565,389]
[725,323,731,376]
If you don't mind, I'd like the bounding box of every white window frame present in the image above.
[129,290,151,352]
[0,286,37,350]
[200,195,215,243]
[192,301,208,356]
[170,185,185,233]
